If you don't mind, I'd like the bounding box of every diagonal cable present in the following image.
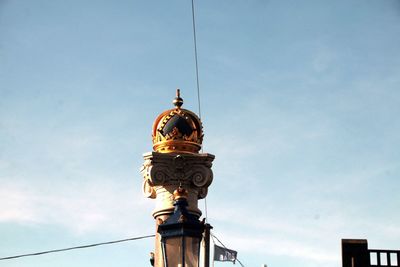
[0,234,155,261]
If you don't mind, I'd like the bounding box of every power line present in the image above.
[191,0,202,120]
[0,234,155,261]
[190,0,210,225]
[211,232,245,267]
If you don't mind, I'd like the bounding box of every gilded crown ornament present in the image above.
[141,89,215,267]
[152,89,203,153]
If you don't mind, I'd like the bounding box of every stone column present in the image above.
[141,151,214,267]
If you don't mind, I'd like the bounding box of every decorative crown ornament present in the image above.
[152,89,203,153]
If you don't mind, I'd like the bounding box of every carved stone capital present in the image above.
[140,151,214,218]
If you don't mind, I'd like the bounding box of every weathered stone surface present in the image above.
[140,151,214,218]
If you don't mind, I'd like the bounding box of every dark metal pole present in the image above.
[203,224,212,267]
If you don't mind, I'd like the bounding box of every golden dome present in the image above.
[152,89,203,153]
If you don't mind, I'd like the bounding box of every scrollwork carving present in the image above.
[190,167,213,188]
[154,171,166,184]
[142,179,156,198]
[198,187,208,199]
[148,165,170,185]
[192,172,207,187]
[140,151,214,203]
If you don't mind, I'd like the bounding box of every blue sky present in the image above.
[1,0,400,266]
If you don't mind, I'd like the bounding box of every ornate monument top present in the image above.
[152,89,203,153]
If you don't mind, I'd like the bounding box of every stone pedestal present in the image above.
[140,151,214,267]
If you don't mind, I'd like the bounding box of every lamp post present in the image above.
[141,90,214,267]
[158,187,205,267]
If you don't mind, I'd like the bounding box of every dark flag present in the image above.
[214,244,237,263]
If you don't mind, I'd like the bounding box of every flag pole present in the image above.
[211,234,215,267]
[203,224,212,267]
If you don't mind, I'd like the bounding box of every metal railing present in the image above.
[369,249,400,266]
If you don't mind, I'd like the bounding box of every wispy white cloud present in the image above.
[229,234,338,263]
[0,185,39,223]
[0,180,154,235]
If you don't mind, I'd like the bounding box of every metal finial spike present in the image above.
[173,88,184,108]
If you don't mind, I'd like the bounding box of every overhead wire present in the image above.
[0,234,155,261]
[190,0,210,224]
[191,0,202,120]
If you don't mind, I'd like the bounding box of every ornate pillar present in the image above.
[141,152,214,218]
[140,90,214,267]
